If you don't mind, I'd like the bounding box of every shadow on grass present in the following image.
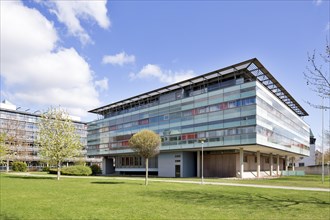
[5,175,55,180]
[91,181,125,185]
[141,189,330,210]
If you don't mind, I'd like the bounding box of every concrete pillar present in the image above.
[257,151,260,178]
[276,154,280,176]
[240,148,244,179]
[102,157,106,175]
[197,151,200,177]
[292,157,295,171]
[270,153,273,176]
[285,156,288,171]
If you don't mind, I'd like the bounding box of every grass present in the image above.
[1,173,329,220]
[158,175,330,189]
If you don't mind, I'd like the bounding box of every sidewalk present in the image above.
[6,172,330,192]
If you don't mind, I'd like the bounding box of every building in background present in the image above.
[295,130,316,167]
[0,100,101,170]
[87,58,310,178]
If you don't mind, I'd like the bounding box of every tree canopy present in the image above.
[38,108,82,180]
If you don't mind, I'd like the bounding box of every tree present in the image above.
[129,129,160,185]
[304,40,330,109]
[38,108,82,180]
[0,133,10,171]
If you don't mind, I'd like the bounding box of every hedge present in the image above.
[49,165,92,176]
[12,162,27,172]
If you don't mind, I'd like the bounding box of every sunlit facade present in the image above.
[0,101,101,169]
[87,58,310,178]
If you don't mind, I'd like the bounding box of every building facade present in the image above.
[0,100,101,169]
[87,58,310,178]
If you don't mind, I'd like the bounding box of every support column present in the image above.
[270,153,273,176]
[257,151,260,178]
[292,157,295,171]
[276,154,280,176]
[197,151,200,177]
[102,157,106,175]
[285,156,288,172]
[240,148,244,179]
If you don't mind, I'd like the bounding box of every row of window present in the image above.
[105,78,244,118]
[257,125,309,150]
[256,87,309,137]
[87,125,256,150]
[88,97,256,135]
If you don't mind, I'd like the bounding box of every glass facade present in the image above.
[255,82,310,155]
[87,59,310,176]
[87,79,258,159]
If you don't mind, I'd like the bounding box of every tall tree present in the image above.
[38,108,82,180]
[129,129,160,185]
[304,40,330,109]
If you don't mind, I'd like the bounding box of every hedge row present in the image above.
[49,165,92,176]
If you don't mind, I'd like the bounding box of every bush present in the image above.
[61,165,92,176]
[49,169,58,174]
[42,167,50,172]
[90,164,102,175]
[12,162,27,172]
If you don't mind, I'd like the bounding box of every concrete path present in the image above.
[6,172,330,192]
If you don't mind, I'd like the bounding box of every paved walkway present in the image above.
[6,172,330,192]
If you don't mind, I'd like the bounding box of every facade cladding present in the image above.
[87,58,310,178]
[0,101,101,168]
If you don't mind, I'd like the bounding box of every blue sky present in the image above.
[1,0,329,148]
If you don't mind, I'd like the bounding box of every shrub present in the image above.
[49,169,58,174]
[12,162,27,172]
[42,167,50,172]
[61,165,92,176]
[90,164,102,175]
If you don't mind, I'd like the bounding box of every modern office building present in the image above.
[0,100,101,169]
[87,58,310,178]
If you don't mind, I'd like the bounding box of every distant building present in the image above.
[295,130,316,167]
[0,100,101,169]
[87,58,310,178]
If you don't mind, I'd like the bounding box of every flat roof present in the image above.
[0,108,87,124]
[89,58,308,117]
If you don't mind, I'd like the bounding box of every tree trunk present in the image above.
[57,161,61,180]
[6,158,9,172]
[145,158,148,186]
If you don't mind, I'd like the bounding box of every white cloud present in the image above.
[45,0,110,44]
[0,1,102,117]
[313,0,322,6]
[130,64,195,84]
[102,52,136,66]
[95,78,109,91]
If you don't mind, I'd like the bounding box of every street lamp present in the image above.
[199,138,206,184]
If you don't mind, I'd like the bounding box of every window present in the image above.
[138,119,149,125]
[243,156,248,163]
[299,163,305,167]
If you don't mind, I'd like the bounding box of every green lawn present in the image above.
[158,175,330,189]
[1,173,329,220]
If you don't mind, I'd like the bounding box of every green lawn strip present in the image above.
[1,174,329,220]
[152,175,330,189]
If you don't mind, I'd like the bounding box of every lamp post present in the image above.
[200,138,205,185]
